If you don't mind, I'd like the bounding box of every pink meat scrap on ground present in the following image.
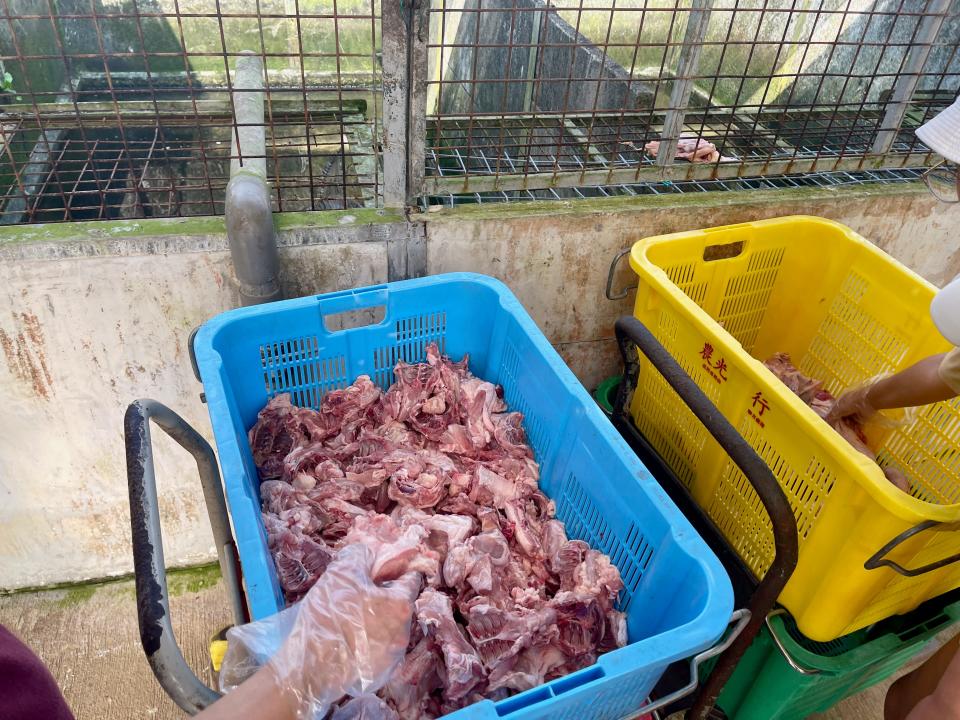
[248,343,628,718]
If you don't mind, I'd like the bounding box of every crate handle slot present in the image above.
[322,305,387,333]
[703,240,745,262]
[125,399,247,715]
[764,609,821,676]
[613,316,799,720]
[606,247,638,300]
[865,519,960,577]
[315,285,390,321]
[550,666,604,695]
[495,687,553,716]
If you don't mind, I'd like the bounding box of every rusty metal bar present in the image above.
[0,1,380,224]
[423,0,955,197]
[0,0,955,221]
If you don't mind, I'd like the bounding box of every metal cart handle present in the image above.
[613,316,799,720]
[622,609,751,718]
[864,519,960,577]
[606,247,638,300]
[125,399,246,715]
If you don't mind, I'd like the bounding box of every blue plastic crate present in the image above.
[193,273,733,720]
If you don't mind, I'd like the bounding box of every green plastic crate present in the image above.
[711,594,960,720]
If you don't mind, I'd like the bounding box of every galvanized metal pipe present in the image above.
[225,52,282,306]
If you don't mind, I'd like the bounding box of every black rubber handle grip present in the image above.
[125,399,247,715]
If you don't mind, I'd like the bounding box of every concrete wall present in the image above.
[434,0,960,117]
[0,0,379,90]
[1,183,958,589]
[0,211,393,589]
[435,0,658,115]
[426,183,960,390]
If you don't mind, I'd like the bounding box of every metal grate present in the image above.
[425,0,959,195]
[0,1,956,221]
[0,0,382,223]
[425,166,927,206]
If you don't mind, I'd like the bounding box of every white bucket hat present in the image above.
[916,97,960,164]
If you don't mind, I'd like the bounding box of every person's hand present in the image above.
[826,384,877,424]
[269,543,421,719]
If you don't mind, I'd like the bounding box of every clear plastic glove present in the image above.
[331,694,400,720]
[220,543,421,720]
[826,383,877,424]
[827,375,915,429]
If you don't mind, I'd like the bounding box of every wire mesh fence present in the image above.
[0,0,956,223]
[0,0,381,223]
[425,0,960,194]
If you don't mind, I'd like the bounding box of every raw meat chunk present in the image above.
[763,353,910,492]
[247,344,629,717]
[384,638,444,719]
[416,589,485,700]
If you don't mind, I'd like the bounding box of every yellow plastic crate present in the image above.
[628,215,960,641]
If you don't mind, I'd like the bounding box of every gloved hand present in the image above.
[273,542,421,718]
[220,543,422,720]
[826,383,877,424]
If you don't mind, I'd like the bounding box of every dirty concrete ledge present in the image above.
[0,181,934,260]
[0,207,406,260]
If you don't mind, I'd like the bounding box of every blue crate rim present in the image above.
[193,272,734,714]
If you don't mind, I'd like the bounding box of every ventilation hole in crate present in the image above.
[370,312,448,390]
[878,397,960,506]
[665,263,708,310]
[716,247,783,352]
[783,614,860,658]
[709,418,836,577]
[260,337,346,408]
[801,270,908,396]
[557,473,650,611]
[499,341,551,465]
[657,308,680,345]
[631,337,714,490]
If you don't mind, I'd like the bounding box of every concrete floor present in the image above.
[0,567,232,720]
[0,571,932,720]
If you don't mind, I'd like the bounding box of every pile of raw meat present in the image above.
[763,353,909,492]
[249,344,627,718]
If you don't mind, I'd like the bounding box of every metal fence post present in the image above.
[382,0,431,209]
[870,0,951,157]
[656,0,713,169]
